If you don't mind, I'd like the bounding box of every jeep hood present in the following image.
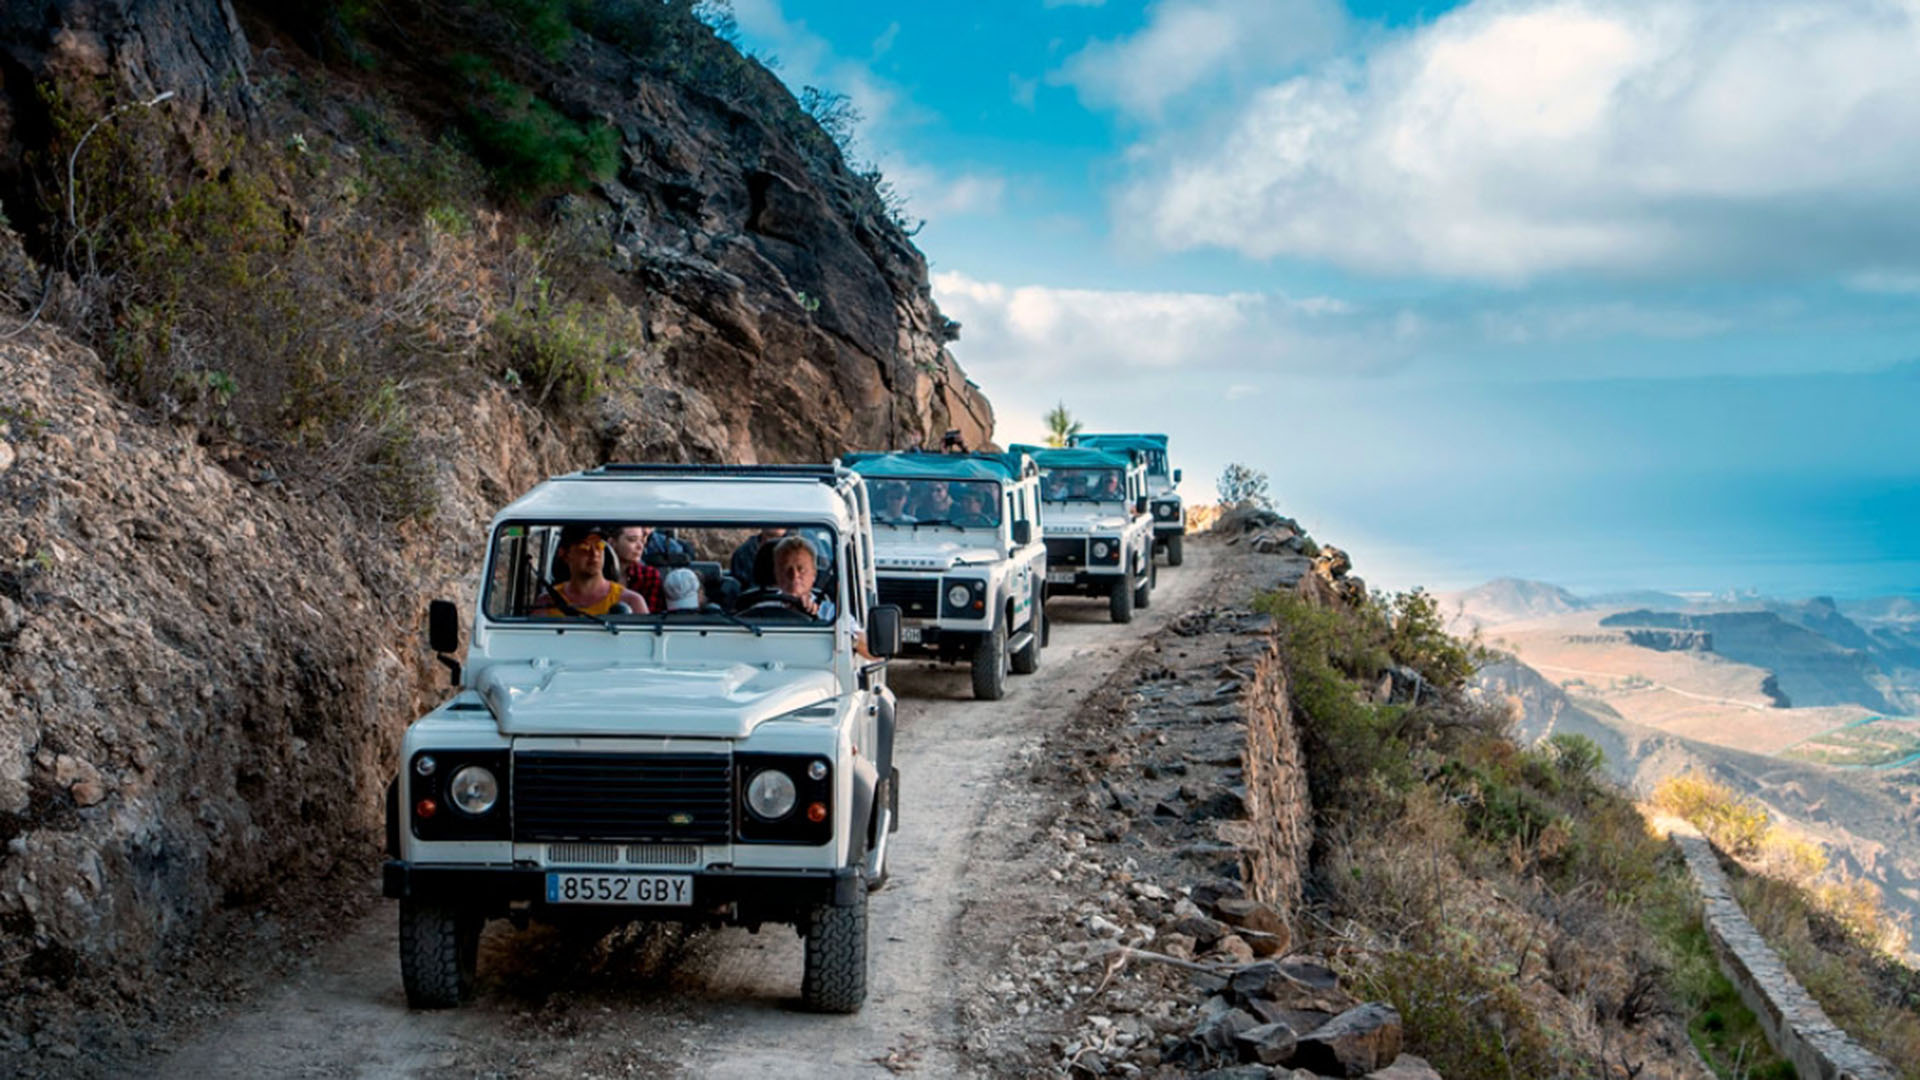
[874,533,1002,572]
[475,662,839,738]
[1043,507,1131,533]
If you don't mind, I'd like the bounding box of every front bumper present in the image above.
[384,860,866,913]
[1153,521,1187,537]
[894,621,987,658]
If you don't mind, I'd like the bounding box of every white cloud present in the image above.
[1225,383,1260,399]
[1115,0,1920,281]
[1849,271,1920,295]
[1055,0,1348,119]
[932,271,1402,383]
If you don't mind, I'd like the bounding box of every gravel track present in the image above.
[145,544,1218,1079]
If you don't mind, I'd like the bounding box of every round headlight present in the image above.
[1157,504,1175,519]
[746,769,797,820]
[946,583,972,607]
[1092,541,1110,558]
[448,765,498,815]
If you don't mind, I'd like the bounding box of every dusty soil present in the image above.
[102,544,1225,1079]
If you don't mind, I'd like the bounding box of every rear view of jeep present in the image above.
[383,464,903,1014]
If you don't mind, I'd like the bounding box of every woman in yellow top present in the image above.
[533,524,647,616]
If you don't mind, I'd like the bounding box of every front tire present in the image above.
[801,892,869,1013]
[971,620,1009,700]
[1011,604,1042,675]
[399,900,481,1009]
[1109,576,1135,623]
[1167,533,1185,566]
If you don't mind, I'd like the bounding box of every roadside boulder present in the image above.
[1290,1003,1403,1077]
[1366,1054,1443,1079]
[1232,1020,1300,1065]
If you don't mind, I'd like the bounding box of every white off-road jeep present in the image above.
[383,464,903,1014]
[1014,445,1158,623]
[1070,433,1186,566]
[843,450,1047,700]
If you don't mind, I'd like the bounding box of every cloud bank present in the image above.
[1110,0,1920,281]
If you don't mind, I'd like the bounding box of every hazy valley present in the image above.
[1450,577,1920,944]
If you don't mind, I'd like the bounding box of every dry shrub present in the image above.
[1649,773,1770,857]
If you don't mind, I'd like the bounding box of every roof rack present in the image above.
[588,463,843,481]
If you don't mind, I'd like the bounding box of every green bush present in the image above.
[494,281,644,405]
[451,55,619,197]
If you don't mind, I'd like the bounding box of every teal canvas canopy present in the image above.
[842,450,1029,482]
[1070,433,1168,454]
[1009,444,1135,470]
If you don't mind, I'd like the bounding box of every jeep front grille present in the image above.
[627,843,700,866]
[878,576,940,618]
[1046,537,1086,567]
[514,752,734,843]
[546,842,619,865]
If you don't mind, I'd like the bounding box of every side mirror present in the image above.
[1173,469,1182,484]
[428,599,461,653]
[427,599,462,685]
[867,604,902,658]
[1011,520,1032,545]
[1135,496,1149,515]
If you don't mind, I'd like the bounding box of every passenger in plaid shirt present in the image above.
[611,526,666,614]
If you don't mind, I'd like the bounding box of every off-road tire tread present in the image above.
[971,620,1009,700]
[1167,534,1185,566]
[801,899,868,1013]
[1136,559,1154,609]
[399,901,476,1009]
[1109,576,1134,623]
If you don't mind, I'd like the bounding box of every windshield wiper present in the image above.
[708,606,764,636]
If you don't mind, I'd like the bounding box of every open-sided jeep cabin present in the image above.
[385,464,904,1014]
[1069,433,1186,566]
[842,450,1047,700]
[1013,445,1158,624]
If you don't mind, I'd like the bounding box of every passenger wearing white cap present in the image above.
[663,567,703,612]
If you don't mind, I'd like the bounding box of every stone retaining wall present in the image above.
[1240,643,1311,916]
[1666,819,1897,1080]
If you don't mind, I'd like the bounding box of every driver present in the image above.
[876,482,914,524]
[950,485,995,528]
[771,536,871,658]
[1097,471,1124,500]
[912,480,953,522]
[534,524,639,616]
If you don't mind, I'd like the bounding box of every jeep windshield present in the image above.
[869,479,1002,529]
[1040,469,1126,504]
[481,519,843,628]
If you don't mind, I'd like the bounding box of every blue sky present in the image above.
[733,0,1920,598]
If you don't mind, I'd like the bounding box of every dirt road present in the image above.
[146,545,1217,1079]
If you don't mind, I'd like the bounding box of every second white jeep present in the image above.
[843,450,1047,700]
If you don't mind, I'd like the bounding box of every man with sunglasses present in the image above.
[533,523,641,616]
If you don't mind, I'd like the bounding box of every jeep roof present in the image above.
[493,464,860,532]
[1010,445,1137,470]
[841,450,1035,482]
[1069,433,1168,451]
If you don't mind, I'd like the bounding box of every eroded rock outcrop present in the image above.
[0,0,996,1059]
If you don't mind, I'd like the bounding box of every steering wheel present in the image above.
[735,588,815,617]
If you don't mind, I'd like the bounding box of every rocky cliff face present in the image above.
[0,0,994,1057]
